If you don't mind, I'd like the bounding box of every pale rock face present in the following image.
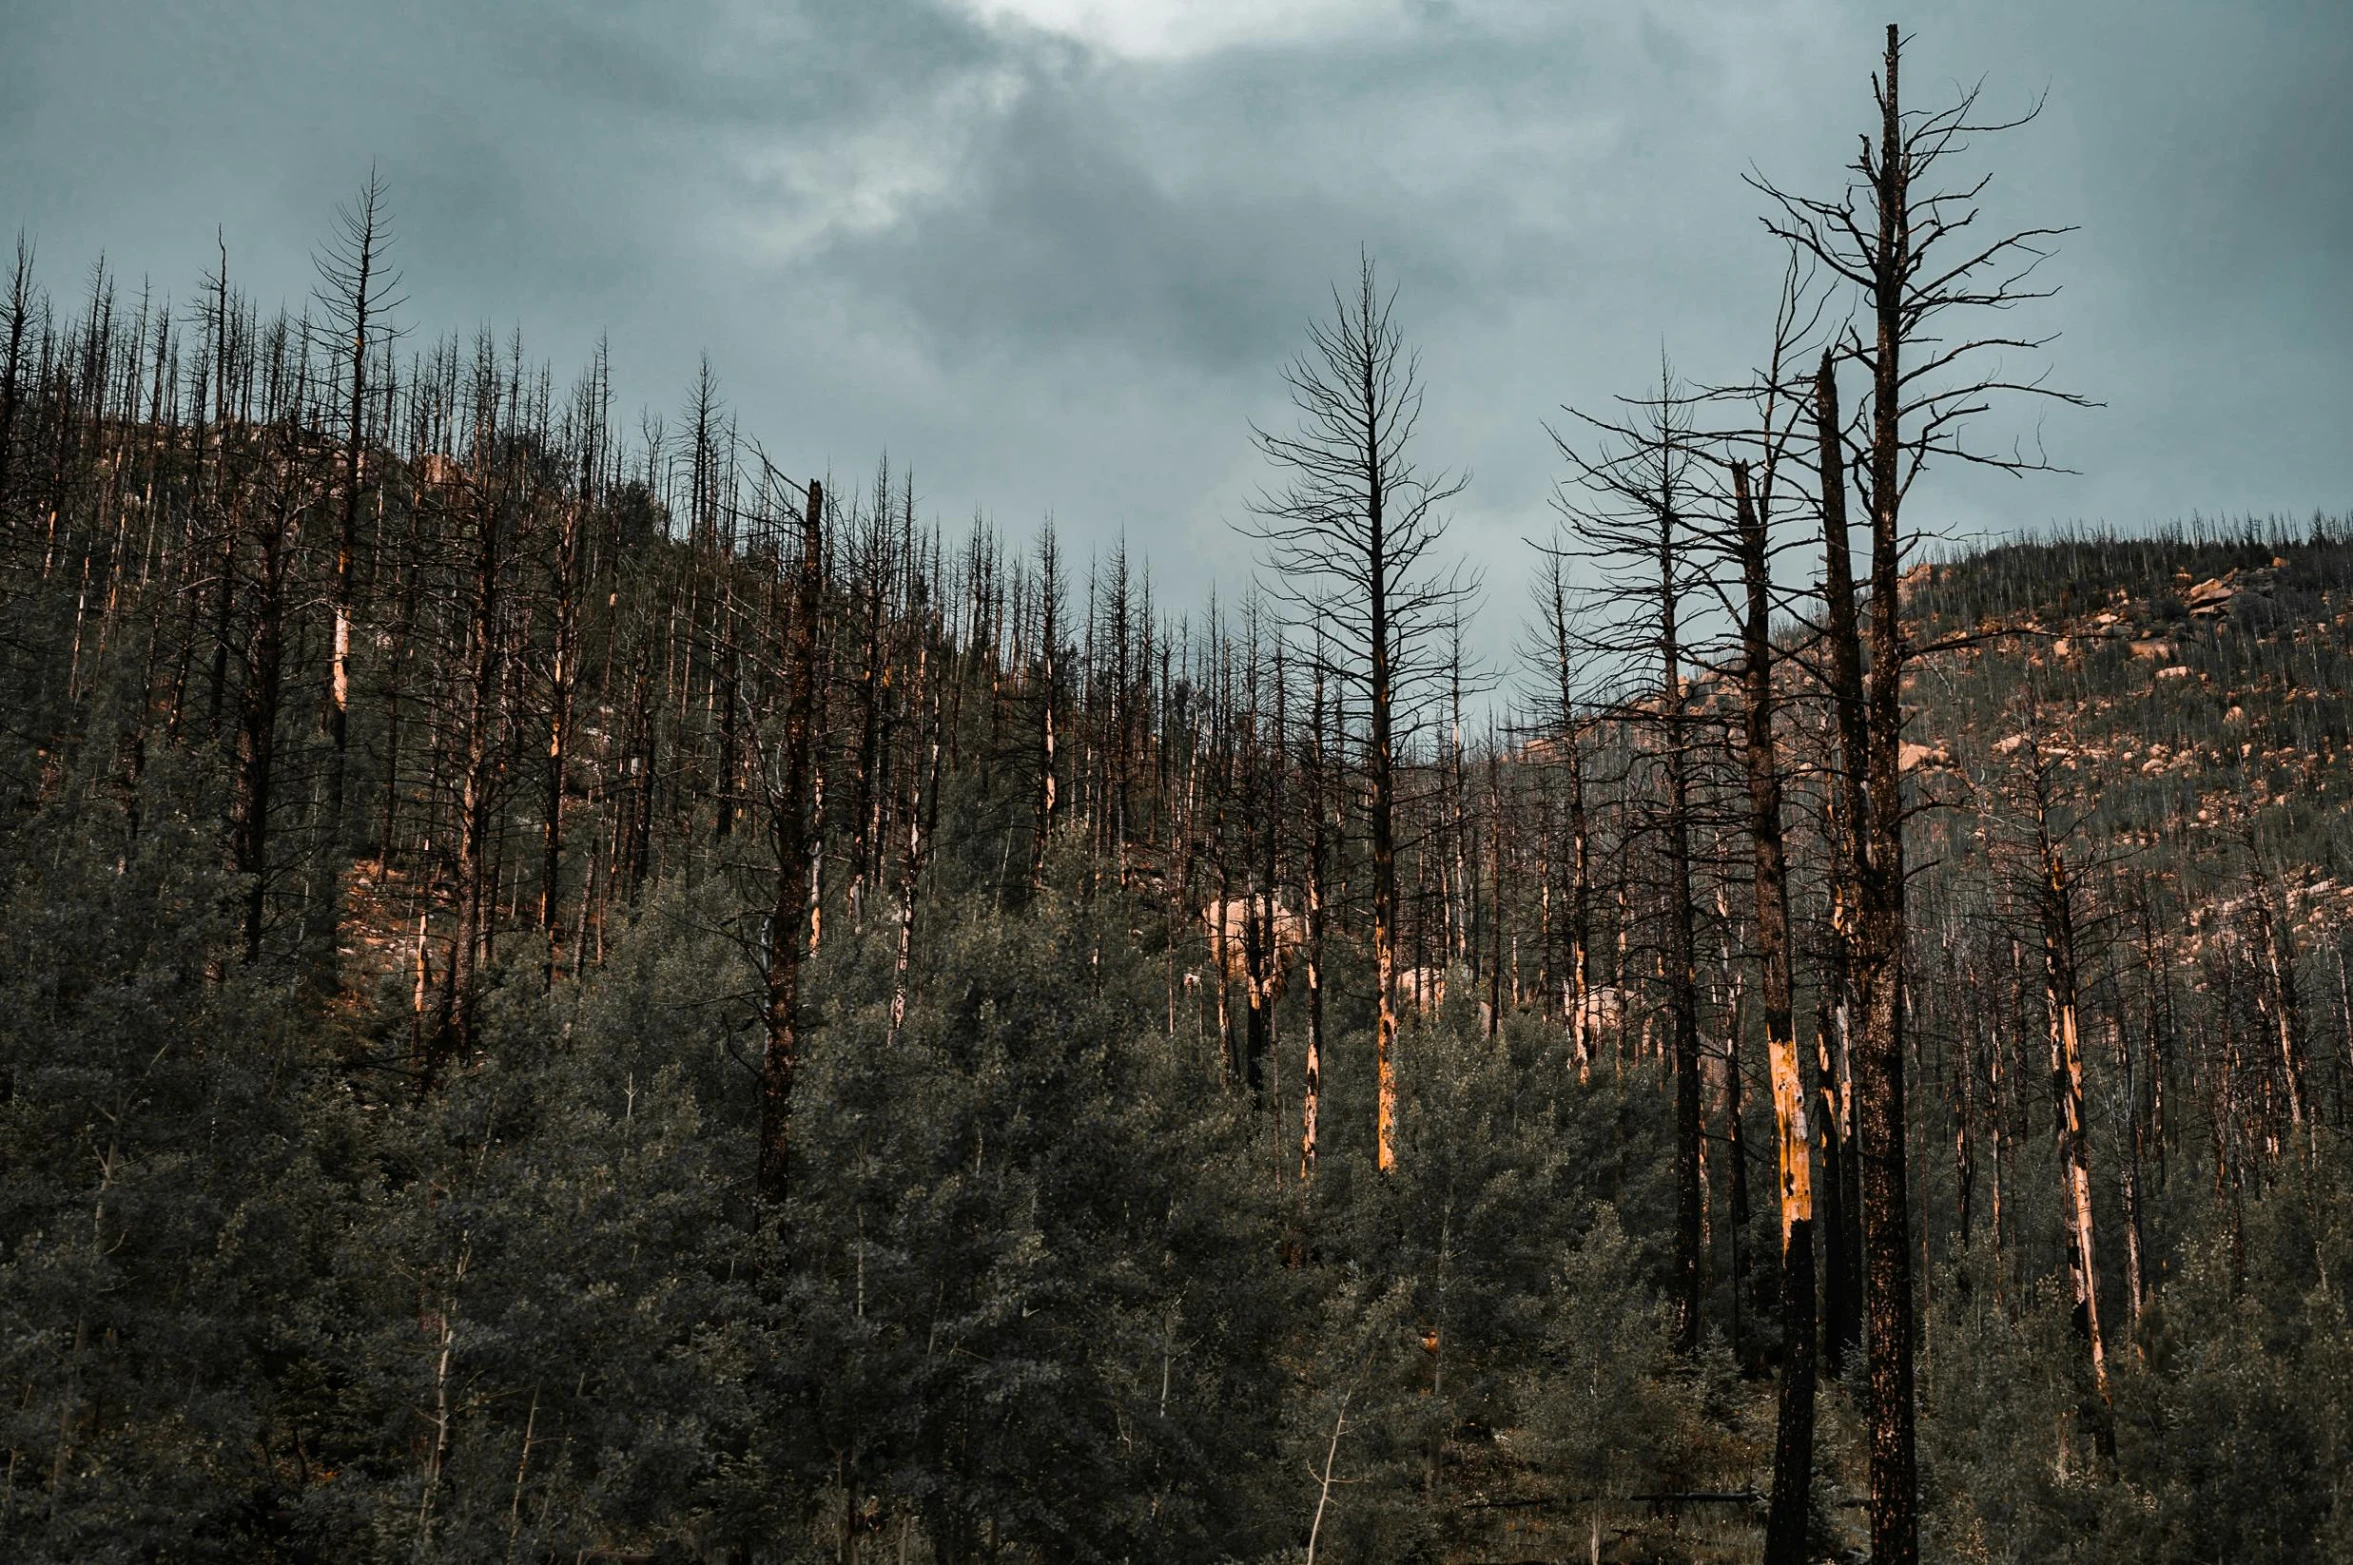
[1200,896,1304,983]
[1395,965,1447,1014]
[1571,983,1628,1038]
[2185,566,2281,620]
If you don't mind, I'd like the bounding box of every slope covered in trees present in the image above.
[4,31,2349,1565]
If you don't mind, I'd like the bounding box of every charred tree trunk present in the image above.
[888,618,943,1046]
[1301,649,1329,1176]
[1551,367,1705,1341]
[1245,259,1464,1175]
[540,481,584,982]
[319,174,390,973]
[1854,31,1921,1553]
[2251,884,2311,1133]
[1812,355,1869,1379]
[1542,566,1595,1077]
[2029,779,2107,1400]
[1659,495,1704,1357]
[430,460,507,1089]
[1735,461,1816,1564]
[1030,526,1062,893]
[757,478,826,1204]
[1486,752,1505,1038]
[1370,552,1400,1175]
[0,236,33,512]
[232,494,293,965]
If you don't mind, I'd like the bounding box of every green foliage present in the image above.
[1925,1147,2353,1564]
[0,778,1779,1561]
[9,765,2350,1560]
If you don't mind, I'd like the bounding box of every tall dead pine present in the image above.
[312,172,400,976]
[2020,737,2108,1402]
[1734,460,1816,1564]
[1246,254,1469,1175]
[1756,24,2086,1557]
[1547,364,1707,1352]
[757,477,826,1203]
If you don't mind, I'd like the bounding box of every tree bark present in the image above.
[1657,472,1703,1356]
[431,453,507,1089]
[1856,29,1921,1558]
[758,478,826,1204]
[232,492,292,965]
[1368,445,1401,1174]
[540,483,582,983]
[1245,258,1464,1176]
[1736,461,1816,1564]
[1301,652,1328,1176]
[2031,777,2107,1400]
[321,176,387,978]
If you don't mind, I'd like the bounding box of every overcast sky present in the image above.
[5,0,2348,653]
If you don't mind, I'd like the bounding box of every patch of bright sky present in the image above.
[951,0,1408,61]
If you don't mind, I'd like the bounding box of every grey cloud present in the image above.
[804,69,1361,371]
[786,5,1749,372]
[494,0,1005,131]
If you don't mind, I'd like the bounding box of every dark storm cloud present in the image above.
[812,80,1299,368]
[799,6,1753,369]
[3,0,2348,643]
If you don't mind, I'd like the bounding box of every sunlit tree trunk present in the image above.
[1735,460,1816,1564]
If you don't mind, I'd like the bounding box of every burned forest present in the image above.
[3,24,2350,1565]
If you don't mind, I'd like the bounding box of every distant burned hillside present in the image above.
[1899,524,2353,916]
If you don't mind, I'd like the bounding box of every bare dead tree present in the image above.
[427,337,525,1087]
[0,232,36,510]
[2242,851,2314,1140]
[1998,708,2110,1407]
[231,428,302,966]
[1751,27,2093,1561]
[1731,451,1822,1564]
[1245,252,1471,1175]
[1299,625,1332,1176]
[1547,358,1710,1354]
[539,347,607,983]
[1527,556,1597,1077]
[757,471,826,1204]
[308,171,404,984]
[1031,518,1065,893]
[1670,249,1832,1560]
[1807,348,1869,1377]
[887,549,945,1047]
